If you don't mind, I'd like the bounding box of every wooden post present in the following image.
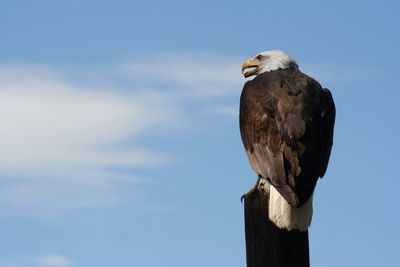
[244,190,310,267]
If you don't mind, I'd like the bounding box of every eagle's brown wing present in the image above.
[239,69,335,207]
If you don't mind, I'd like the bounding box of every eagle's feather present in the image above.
[240,67,335,229]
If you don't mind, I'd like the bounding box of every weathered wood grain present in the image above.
[244,190,310,267]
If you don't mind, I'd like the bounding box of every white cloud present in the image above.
[117,52,244,98]
[0,65,180,214]
[0,65,179,171]
[35,254,72,267]
[0,53,350,217]
[0,53,244,215]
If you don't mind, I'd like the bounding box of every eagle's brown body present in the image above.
[239,68,335,207]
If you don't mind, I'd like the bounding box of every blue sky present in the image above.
[0,1,399,267]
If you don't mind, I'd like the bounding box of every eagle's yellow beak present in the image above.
[242,57,260,78]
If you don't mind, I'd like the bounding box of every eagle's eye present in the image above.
[256,55,263,60]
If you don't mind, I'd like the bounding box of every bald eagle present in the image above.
[240,50,335,231]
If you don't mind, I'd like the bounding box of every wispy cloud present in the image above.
[0,73,175,171]
[117,52,243,98]
[0,53,243,216]
[34,254,72,267]
[0,53,354,216]
[0,65,180,214]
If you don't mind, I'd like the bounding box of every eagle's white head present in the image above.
[241,50,298,78]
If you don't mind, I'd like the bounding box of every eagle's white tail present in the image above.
[268,185,313,231]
